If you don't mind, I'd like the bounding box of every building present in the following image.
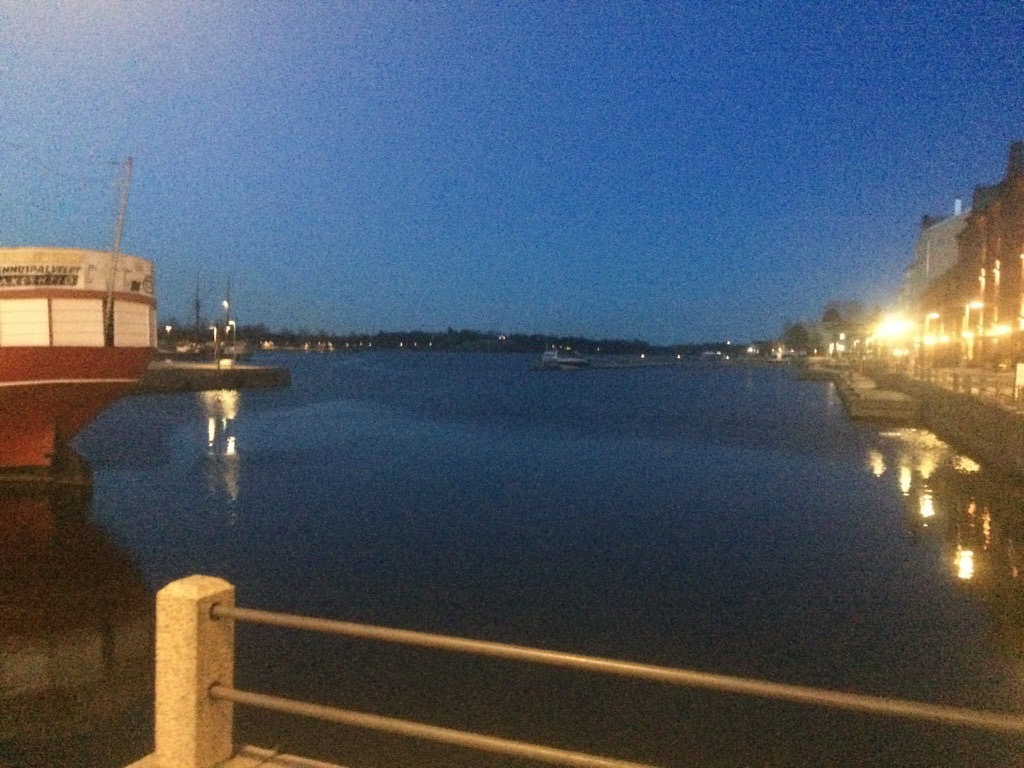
[901,204,968,310]
[917,141,1024,365]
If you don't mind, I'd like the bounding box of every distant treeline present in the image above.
[161,319,772,357]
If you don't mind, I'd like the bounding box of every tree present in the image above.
[781,322,819,353]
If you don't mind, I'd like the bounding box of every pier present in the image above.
[796,361,919,425]
[874,368,1024,480]
[797,359,1024,480]
[0,361,290,487]
[132,360,291,395]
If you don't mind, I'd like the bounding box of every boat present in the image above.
[0,246,157,470]
[535,348,590,370]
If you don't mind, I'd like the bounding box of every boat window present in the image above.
[52,298,104,347]
[0,298,50,347]
[114,300,153,347]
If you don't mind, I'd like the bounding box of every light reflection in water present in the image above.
[198,390,242,508]
[867,449,885,477]
[899,465,912,496]
[874,427,1024,652]
[956,547,976,580]
[918,455,935,480]
[953,455,981,474]
[919,492,935,519]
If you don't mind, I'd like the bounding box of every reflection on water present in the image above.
[199,390,241,508]
[873,428,1024,653]
[52,356,1024,766]
[0,486,153,767]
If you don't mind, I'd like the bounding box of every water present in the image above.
[5,352,1024,767]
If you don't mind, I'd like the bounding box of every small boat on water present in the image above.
[535,348,590,370]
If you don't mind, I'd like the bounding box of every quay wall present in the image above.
[132,362,291,394]
[875,373,1024,480]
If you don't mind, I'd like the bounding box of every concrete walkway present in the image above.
[128,745,345,768]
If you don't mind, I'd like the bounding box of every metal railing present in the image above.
[917,367,1020,407]
[140,575,1024,768]
[816,358,1024,411]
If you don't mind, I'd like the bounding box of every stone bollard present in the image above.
[154,575,235,768]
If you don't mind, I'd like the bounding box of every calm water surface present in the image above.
[5,352,1024,767]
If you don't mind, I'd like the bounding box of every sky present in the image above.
[1,2,1021,344]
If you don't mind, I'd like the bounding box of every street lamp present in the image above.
[963,301,983,363]
[920,312,940,375]
[1019,252,1024,331]
[227,319,237,363]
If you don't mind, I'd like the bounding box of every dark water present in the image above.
[6,352,1024,767]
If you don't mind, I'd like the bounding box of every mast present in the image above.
[105,156,133,346]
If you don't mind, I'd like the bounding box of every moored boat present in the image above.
[0,247,157,469]
[535,348,590,370]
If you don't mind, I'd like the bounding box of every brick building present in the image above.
[918,141,1024,365]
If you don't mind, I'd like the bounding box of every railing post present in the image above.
[154,575,235,768]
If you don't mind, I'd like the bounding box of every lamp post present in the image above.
[963,301,983,364]
[210,324,219,365]
[227,319,237,363]
[922,312,939,376]
[1018,251,1024,362]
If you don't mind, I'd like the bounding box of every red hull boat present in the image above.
[0,247,156,468]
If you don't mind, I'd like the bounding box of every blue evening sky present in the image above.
[1,2,1021,343]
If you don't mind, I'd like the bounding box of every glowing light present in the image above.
[918,456,935,480]
[875,315,915,340]
[899,465,912,495]
[919,493,935,518]
[987,324,1012,337]
[200,389,239,421]
[953,455,981,474]
[956,547,975,580]
[867,450,885,477]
